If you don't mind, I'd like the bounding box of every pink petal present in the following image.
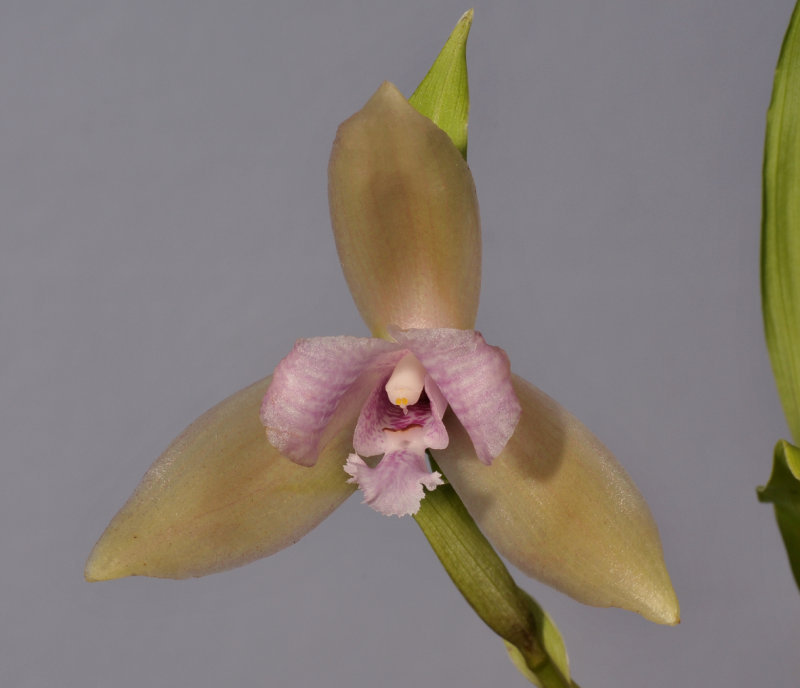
[424,375,448,421]
[261,336,401,466]
[344,450,443,517]
[353,373,449,457]
[392,327,521,464]
[351,374,392,456]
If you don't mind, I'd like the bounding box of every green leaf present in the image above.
[409,9,472,158]
[760,0,800,594]
[414,458,578,688]
[762,0,800,442]
[758,440,800,588]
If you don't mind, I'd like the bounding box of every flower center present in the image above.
[384,352,426,414]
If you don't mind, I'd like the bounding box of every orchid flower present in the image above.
[86,77,678,628]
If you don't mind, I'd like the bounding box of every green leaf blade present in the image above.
[762,0,800,442]
[408,9,472,158]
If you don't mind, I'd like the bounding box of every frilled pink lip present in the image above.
[260,327,521,516]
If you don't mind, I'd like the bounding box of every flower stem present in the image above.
[414,455,579,687]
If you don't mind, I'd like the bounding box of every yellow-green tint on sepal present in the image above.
[762,0,800,442]
[758,439,800,589]
[436,376,680,625]
[409,9,472,159]
[328,82,481,338]
[414,469,576,688]
[84,376,355,581]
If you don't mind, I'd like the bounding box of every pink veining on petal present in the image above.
[353,372,448,457]
[392,327,521,465]
[424,375,448,422]
[344,450,443,517]
[351,374,392,457]
[261,336,402,466]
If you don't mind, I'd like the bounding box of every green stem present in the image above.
[413,456,577,688]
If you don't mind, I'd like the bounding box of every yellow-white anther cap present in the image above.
[385,352,426,413]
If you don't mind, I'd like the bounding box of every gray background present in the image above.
[3,1,798,686]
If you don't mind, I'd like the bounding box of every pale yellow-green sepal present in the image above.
[436,375,680,625]
[85,376,356,581]
[328,82,481,337]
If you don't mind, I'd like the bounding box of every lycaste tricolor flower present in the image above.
[85,81,679,626]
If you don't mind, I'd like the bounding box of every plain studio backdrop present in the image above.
[3,1,799,686]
